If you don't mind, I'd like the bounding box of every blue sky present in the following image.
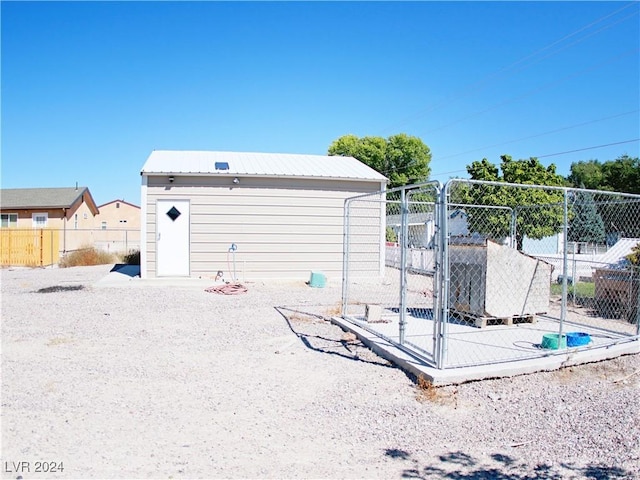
[2,1,638,206]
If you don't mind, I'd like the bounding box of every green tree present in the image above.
[328,133,431,189]
[601,155,640,194]
[567,160,604,190]
[566,155,640,240]
[568,188,605,251]
[462,155,566,250]
[567,155,640,194]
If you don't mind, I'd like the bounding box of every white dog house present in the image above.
[140,150,387,281]
[449,240,553,326]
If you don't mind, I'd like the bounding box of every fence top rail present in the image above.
[445,178,640,199]
[345,180,442,205]
[448,203,513,212]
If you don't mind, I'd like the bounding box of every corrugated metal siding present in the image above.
[141,150,388,182]
[145,176,383,280]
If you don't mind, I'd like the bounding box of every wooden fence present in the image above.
[0,229,60,267]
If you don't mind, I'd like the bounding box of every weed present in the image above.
[121,249,140,265]
[325,302,343,317]
[415,375,438,402]
[288,312,314,322]
[59,246,116,268]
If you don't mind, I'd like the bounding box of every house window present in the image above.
[116,202,120,209]
[119,220,127,224]
[1,213,18,228]
[74,214,78,229]
[32,213,48,228]
[101,221,107,230]
[83,213,88,219]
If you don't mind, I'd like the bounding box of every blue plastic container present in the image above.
[566,332,591,347]
[541,333,567,350]
[308,271,326,288]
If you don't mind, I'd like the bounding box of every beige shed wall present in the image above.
[144,175,384,280]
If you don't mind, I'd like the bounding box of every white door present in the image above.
[156,199,190,276]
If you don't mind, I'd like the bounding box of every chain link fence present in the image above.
[342,183,441,364]
[342,179,640,369]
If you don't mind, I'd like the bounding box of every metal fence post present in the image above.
[510,207,517,249]
[635,266,640,336]
[558,189,569,347]
[341,199,351,318]
[433,183,451,369]
[432,185,444,368]
[399,187,408,344]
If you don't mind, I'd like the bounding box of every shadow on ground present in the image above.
[110,263,141,277]
[274,305,396,370]
[384,448,635,479]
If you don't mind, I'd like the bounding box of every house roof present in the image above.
[97,199,140,209]
[141,150,388,182]
[0,187,99,214]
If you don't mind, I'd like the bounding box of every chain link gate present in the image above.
[342,180,640,370]
[342,182,442,365]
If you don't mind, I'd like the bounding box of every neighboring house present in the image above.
[535,237,640,282]
[0,187,99,252]
[94,199,141,253]
[387,209,469,248]
[140,150,388,280]
[522,233,564,255]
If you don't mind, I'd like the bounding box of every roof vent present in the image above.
[215,162,229,171]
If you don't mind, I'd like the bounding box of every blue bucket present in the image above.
[566,332,591,347]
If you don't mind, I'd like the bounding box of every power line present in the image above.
[429,138,639,179]
[536,139,639,158]
[438,110,640,160]
[420,48,639,136]
[379,2,639,134]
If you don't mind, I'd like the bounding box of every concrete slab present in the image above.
[331,316,640,385]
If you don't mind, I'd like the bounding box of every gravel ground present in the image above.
[2,265,639,479]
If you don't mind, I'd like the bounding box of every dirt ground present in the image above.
[2,265,639,479]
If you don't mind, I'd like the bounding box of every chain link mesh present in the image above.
[342,180,640,369]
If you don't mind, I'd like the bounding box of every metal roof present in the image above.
[141,150,388,182]
[0,187,97,212]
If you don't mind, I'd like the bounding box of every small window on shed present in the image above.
[215,162,229,170]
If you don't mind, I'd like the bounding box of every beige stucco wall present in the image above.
[143,175,385,281]
[92,201,141,253]
[95,201,141,230]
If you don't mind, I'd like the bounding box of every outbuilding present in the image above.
[140,150,388,281]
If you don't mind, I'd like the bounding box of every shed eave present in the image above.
[141,171,387,183]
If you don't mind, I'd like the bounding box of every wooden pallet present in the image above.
[451,309,537,328]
